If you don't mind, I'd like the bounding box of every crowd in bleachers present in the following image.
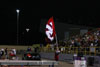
[52,28,100,54]
[59,28,100,48]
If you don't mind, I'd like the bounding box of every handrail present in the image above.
[40,46,100,56]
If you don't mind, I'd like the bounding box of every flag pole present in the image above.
[55,33,59,49]
[54,17,58,49]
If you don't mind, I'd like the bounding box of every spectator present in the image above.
[55,47,60,61]
[5,48,8,59]
[34,47,39,53]
[0,50,2,59]
[27,47,32,51]
[1,48,4,56]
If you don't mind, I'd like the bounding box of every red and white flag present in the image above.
[45,17,56,41]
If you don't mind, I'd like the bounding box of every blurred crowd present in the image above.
[0,48,16,59]
[0,47,40,60]
[58,28,100,48]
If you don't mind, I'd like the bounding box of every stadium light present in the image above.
[26,28,30,32]
[16,9,20,45]
[16,9,20,13]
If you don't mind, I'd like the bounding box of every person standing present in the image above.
[5,48,8,59]
[0,50,2,59]
[55,47,60,61]
[1,48,4,56]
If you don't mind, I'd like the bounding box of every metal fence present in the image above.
[40,47,100,56]
[5,46,100,56]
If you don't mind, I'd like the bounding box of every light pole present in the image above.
[16,9,20,45]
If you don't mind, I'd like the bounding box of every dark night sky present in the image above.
[0,1,100,45]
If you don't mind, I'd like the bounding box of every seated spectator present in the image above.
[27,47,32,51]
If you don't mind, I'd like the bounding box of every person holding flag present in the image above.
[45,16,60,61]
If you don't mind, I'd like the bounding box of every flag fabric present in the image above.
[45,16,56,41]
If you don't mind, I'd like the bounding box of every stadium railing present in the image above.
[0,60,58,67]
[4,46,100,56]
[40,46,100,56]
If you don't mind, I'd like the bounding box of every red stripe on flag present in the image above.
[45,16,56,41]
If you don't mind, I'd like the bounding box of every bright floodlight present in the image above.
[26,28,30,32]
[16,9,20,13]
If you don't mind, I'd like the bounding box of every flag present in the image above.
[45,16,56,41]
